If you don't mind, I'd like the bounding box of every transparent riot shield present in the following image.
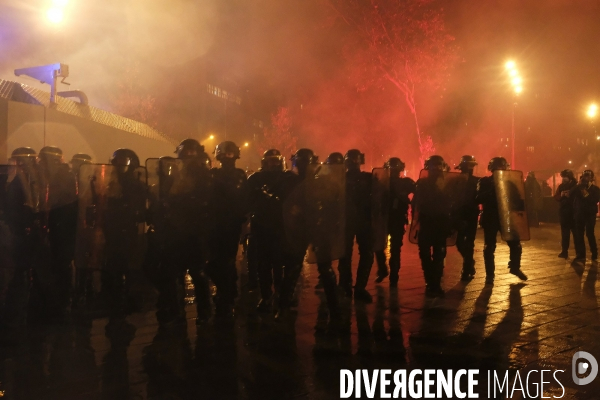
[158,158,212,236]
[0,165,16,310]
[146,158,161,205]
[305,164,346,264]
[0,165,16,219]
[75,164,147,293]
[371,168,390,252]
[408,169,467,246]
[493,170,530,241]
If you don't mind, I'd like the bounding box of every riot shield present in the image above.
[493,170,530,241]
[146,158,161,206]
[0,165,16,219]
[75,164,147,291]
[371,168,390,252]
[304,164,346,264]
[408,169,468,246]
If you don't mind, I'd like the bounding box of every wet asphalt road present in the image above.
[1,223,600,399]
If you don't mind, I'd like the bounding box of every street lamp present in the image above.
[505,60,522,169]
[46,8,64,24]
[46,0,69,24]
[244,142,249,147]
[587,103,598,119]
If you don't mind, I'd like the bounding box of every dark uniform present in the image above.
[338,149,374,303]
[525,172,542,227]
[454,155,480,281]
[39,146,78,318]
[312,152,346,319]
[554,169,576,258]
[154,139,214,324]
[570,170,600,262]
[476,157,527,284]
[247,150,296,312]
[374,157,415,286]
[209,141,247,318]
[413,155,449,296]
[276,149,318,315]
[4,148,45,326]
[102,149,147,317]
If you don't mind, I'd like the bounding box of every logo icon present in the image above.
[572,351,598,385]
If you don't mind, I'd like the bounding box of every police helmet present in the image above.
[71,153,92,164]
[261,149,284,171]
[11,147,37,159]
[344,149,365,166]
[175,139,204,159]
[424,155,446,171]
[455,155,477,171]
[39,146,63,164]
[110,148,140,171]
[487,157,508,172]
[560,169,575,181]
[385,157,405,171]
[215,141,240,161]
[291,148,318,168]
[326,152,344,165]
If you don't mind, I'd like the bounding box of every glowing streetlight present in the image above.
[208,134,215,140]
[569,160,572,164]
[46,8,64,24]
[244,142,249,147]
[587,104,598,119]
[504,59,523,169]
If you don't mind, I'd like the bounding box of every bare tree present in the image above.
[112,61,159,128]
[327,0,458,163]
[257,107,298,161]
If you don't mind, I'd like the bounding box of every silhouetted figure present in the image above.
[374,157,415,286]
[554,169,577,258]
[454,155,480,281]
[570,169,600,262]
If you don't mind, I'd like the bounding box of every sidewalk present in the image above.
[0,223,598,399]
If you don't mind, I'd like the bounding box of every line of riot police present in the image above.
[0,141,532,329]
[554,169,600,262]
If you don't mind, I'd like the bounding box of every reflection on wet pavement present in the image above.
[1,224,600,399]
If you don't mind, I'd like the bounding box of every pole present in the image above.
[511,100,516,169]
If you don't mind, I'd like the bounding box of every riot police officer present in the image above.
[476,157,528,284]
[525,171,542,227]
[413,155,449,297]
[247,149,294,312]
[209,141,247,318]
[276,148,320,315]
[4,147,43,326]
[554,169,576,258]
[571,170,600,262]
[157,139,213,324]
[305,152,346,319]
[39,146,78,319]
[338,149,373,303]
[454,155,480,281]
[312,152,344,291]
[374,157,415,286]
[103,148,147,317]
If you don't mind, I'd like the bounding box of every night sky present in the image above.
[1,0,599,173]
